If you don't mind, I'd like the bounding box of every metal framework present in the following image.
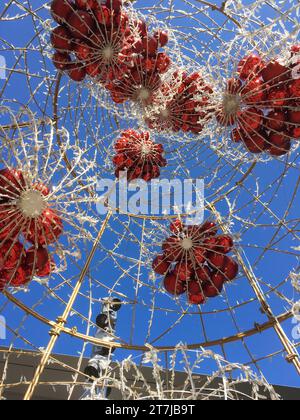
[0,0,299,400]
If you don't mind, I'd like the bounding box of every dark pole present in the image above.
[82,297,122,399]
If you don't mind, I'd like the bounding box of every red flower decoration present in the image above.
[24,247,51,277]
[237,54,265,81]
[152,255,171,275]
[217,48,300,157]
[51,0,74,25]
[0,168,60,290]
[113,130,166,182]
[146,71,213,135]
[0,241,25,271]
[49,0,173,113]
[23,208,63,245]
[164,273,186,296]
[152,220,239,305]
[3,266,28,288]
[261,61,289,84]
[0,169,26,202]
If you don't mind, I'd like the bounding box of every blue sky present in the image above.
[0,0,299,390]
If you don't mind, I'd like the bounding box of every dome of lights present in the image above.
[0,0,299,401]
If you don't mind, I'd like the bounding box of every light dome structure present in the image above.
[0,0,299,400]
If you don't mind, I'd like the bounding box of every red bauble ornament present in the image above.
[237,54,264,80]
[187,280,206,305]
[207,252,225,269]
[164,273,186,296]
[215,235,233,254]
[242,131,267,154]
[289,79,300,97]
[241,77,265,104]
[156,53,171,74]
[106,0,122,13]
[265,110,286,131]
[0,212,13,241]
[227,78,242,95]
[74,42,91,60]
[52,52,71,70]
[24,246,50,277]
[289,126,300,139]
[0,274,7,292]
[267,86,288,107]
[173,262,193,282]
[86,62,100,77]
[162,236,181,262]
[142,37,159,57]
[0,209,20,241]
[75,0,89,9]
[170,219,183,234]
[211,272,226,287]
[193,247,206,265]
[238,107,263,132]
[0,168,25,201]
[2,266,27,287]
[0,241,24,271]
[155,30,169,48]
[268,133,291,156]
[194,265,211,282]
[51,26,73,51]
[203,273,224,297]
[68,64,87,81]
[261,61,289,83]
[23,208,63,245]
[201,221,217,236]
[95,6,112,25]
[291,45,300,55]
[152,255,171,275]
[51,0,74,24]
[145,70,212,135]
[36,259,54,278]
[112,153,127,169]
[288,109,300,124]
[33,183,50,197]
[68,10,94,39]
[221,256,239,281]
[76,0,98,10]
[203,236,218,252]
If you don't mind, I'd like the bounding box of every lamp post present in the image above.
[82,297,122,399]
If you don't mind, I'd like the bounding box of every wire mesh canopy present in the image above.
[0,0,299,400]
